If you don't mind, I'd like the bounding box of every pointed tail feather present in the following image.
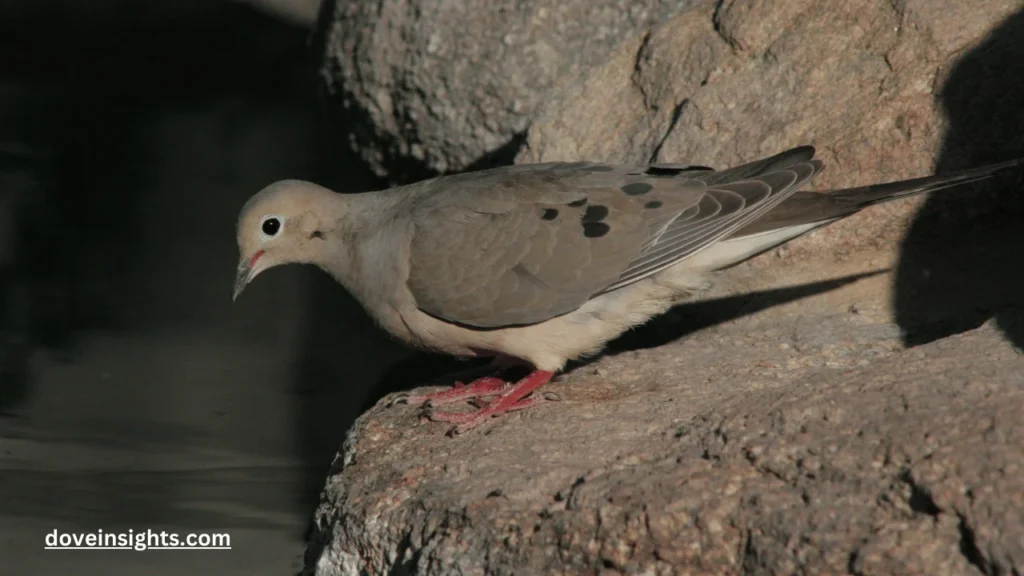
[733,156,1024,238]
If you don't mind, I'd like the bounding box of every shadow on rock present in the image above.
[895,8,1024,349]
[605,270,887,355]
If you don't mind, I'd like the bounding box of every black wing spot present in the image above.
[568,198,588,207]
[581,204,609,223]
[583,222,610,238]
[621,182,653,196]
[541,208,559,220]
[644,201,663,210]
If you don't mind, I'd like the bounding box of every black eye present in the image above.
[261,217,281,236]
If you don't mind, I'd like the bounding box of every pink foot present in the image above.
[427,370,555,434]
[394,376,508,407]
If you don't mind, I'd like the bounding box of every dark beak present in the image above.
[233,250,264,302]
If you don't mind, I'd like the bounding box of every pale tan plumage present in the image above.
[233,146,1022,433]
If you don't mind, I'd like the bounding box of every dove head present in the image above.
[232,179,340,301]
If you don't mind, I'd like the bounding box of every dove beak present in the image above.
[232,250,265,302]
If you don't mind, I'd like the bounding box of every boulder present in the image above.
[317,0,701,180]
[303,256,1024,575]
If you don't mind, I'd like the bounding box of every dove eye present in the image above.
[261,216,282,237]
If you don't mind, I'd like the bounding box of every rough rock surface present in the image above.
[317,0,700,180]
[303,254,1024,575]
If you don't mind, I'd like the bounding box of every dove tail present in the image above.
[825,156,1024,210]
[732,155,1024,240]
[677,155,1024,273]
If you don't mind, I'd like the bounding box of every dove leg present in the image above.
[427,370,555,433]
[470,394,546,411]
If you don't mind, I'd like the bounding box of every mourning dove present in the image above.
[233,146,1021,433]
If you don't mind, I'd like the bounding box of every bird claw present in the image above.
[394,369,556,433]
[387,392,412,407]
[393,376,510,408]
[423,370,555,434]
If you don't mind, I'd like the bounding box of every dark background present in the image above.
[0,1,415,573]
[0,1,1021,573]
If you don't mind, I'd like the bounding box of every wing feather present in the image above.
[405,147,824,327]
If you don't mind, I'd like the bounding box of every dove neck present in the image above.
[310,188,405,294]
[317,186,406,238]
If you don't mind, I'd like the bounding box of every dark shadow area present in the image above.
[0,81,59,414]
[895,8,1024,349]
[0,1,414,571]
[461,131,530,174]
[0,0,325,405]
